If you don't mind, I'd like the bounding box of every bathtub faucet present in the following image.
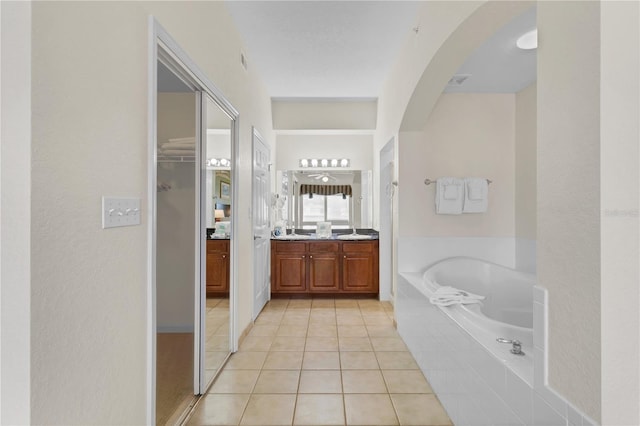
[496,338,525,356]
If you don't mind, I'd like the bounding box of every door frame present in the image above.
[379,137,395,301]
[147,17,240,424]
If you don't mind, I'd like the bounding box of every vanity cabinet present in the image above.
[271,240,378,296]
[206,239,229,295]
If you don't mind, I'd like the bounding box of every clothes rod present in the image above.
[424,178,493,186]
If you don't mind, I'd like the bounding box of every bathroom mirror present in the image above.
[276,170,373,229]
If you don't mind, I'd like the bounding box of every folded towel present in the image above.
[429,285,485,307]
[463,177,488,213]
[435,178,464,214]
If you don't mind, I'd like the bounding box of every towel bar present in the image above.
[424,178,492,186]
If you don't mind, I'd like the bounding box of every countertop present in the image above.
[271,229,379,241]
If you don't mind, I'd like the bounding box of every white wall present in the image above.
[515,83,537,273]
[398,94,515,238]
[272,100,377,130]
[0,1,31,423]
[276,134,373,171]
[538,1,601,421]
[29,2,272,423]
[599,1,640,424]
[156,93,195,331]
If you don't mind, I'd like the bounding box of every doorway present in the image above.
[148,20,239,425]
[379,138,395,301]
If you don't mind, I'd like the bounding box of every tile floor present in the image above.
[186,298,452,426]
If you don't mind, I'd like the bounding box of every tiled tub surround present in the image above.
[397,272,598,426]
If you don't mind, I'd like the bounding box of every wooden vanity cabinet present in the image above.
[206,239,229,296]
[271,239,378,296]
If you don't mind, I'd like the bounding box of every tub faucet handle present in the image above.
[496,337,525,356]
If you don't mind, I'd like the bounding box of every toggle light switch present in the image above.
[102,197,141,229]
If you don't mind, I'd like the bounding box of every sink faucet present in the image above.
[352,226,357,235]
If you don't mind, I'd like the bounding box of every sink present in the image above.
[336,234,372,240]
[275,234,311,240]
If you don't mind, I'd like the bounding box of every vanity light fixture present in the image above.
[299,158,351,168]
[516,29,537,50]
[207,158,231,167]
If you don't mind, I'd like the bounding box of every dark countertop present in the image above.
[272,228,379,241]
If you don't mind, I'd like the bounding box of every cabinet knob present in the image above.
[302,255,305,259]
[222,255,226,258]
[344,255,347,259]
[309,255,313,259]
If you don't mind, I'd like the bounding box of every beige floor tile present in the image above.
[254,313,283,326]
[307,324,338,337]
[207,336,231,351]
[302,351,340,370]
[371,337,408,351]
[209,369,260,394]
[363,314,394,326]
[339,336,373,351]
[293,394,345,426]
[253,370,300,394]
[335,299,359,308]
[225,351,267,370]
[305,336,339,351]
[366,325,399,337]
[240,394,296,425]
[342,370,388,393]
[382,370,433,393]
[263,351,304,370]
[344,394,399,425]
[310,311,337,321]
[248,325,278,337]
[311,299,336,308]
[391,393,452,425]
[340,351,379,370]
[276,324,308,337]
[309,316,337,326]
[206,349,228,366]
[238,335,274,352]
[265,299,289,309]
[298,370,342,393]
[271,336,306,351]
[375,352,419,370]
[281,316,310,326]
[336,315,365,326]
[335,307,361,316]
[337,325,368,337]
[187,393,250,426]
[287,299,312,309]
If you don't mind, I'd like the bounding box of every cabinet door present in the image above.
[308,253,340,292]
[341,241,378,293]
[272,253,307,293]
[206,251,229,293]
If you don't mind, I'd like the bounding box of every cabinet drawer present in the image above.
[341,241,375,253]
[207,240,229,253]
[273,242,306,253]
[309,242,339,253]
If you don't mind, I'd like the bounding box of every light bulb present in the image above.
[340,159,349,167]
[516,29,537,50]
[331,159,338,167]
[321,159,328,167]
[311,159,318,167]
[300,159,308,167]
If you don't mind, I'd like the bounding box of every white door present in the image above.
[379,138,395,300]
[252,128,271,320]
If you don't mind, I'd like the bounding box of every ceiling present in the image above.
[226,1,536,98]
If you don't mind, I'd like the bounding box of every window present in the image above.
[300,194,350,229]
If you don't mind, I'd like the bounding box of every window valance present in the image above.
[299,184,352,198]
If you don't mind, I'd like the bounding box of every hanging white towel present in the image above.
[463,177,488,213]
[435,177,464,214]
[429,286,485,307]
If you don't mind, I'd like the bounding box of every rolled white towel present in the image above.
[429,286,485,307]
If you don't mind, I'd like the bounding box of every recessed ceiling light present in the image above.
[517,29,538,50]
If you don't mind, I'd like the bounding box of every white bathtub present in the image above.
[424,256,534,340]
[397,257,537,425]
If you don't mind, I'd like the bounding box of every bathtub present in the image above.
[397,257,538,425]
[424,257,534,344]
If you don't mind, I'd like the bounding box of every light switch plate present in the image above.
[102,197,141,229]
